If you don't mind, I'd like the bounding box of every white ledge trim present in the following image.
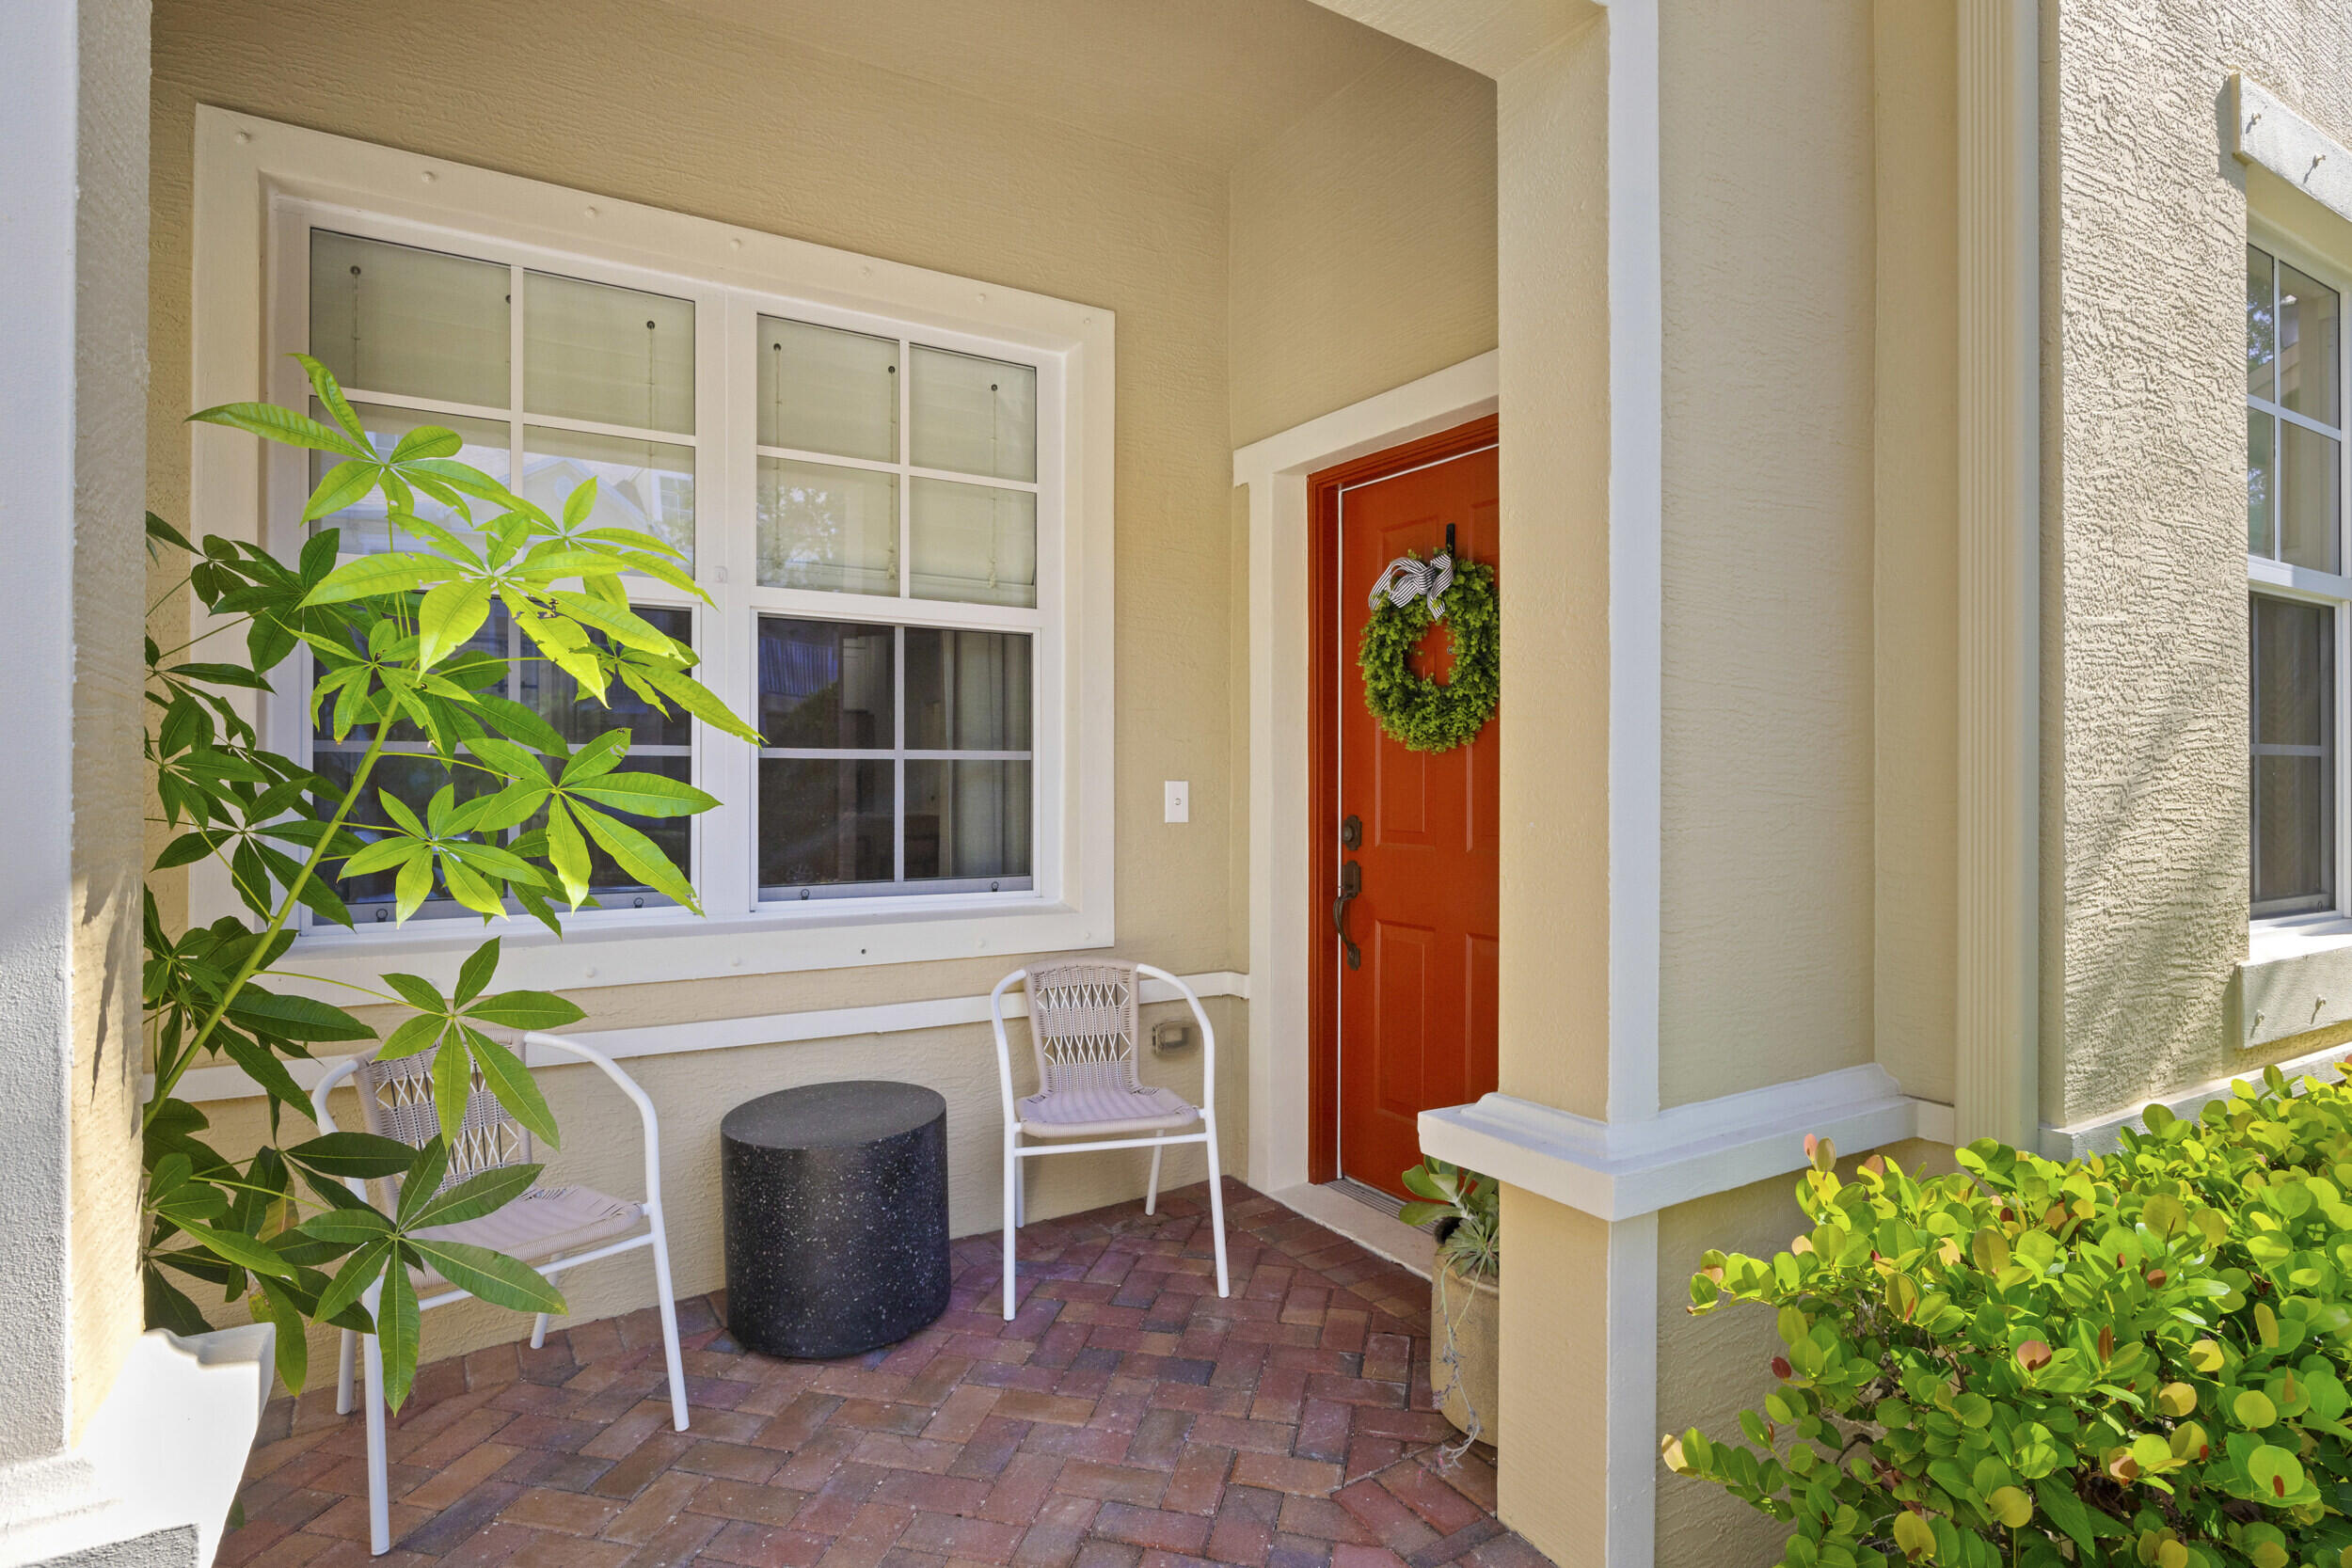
[1417,1065,1950,1221]
[2233,74,2352,228]
[151,971,1248,1104]
[2040,1034,2352,1160]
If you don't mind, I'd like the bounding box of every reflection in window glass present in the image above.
[523,271,695,434]
[520,425,695,566]
[2251,244,2278,403]
[2251,594,2334,915]
[759,317,898,462]
[910,345,1036,483]
[910,478,1036,607]
[757,457,898,596]
[2280,261,2342,425]
[756,616,1032,898]
[310,230,509,408]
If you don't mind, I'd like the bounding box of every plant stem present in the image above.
[144,722,390,1124]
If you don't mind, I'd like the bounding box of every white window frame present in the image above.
[189,107,1116,995]
[2249,219,2352,942]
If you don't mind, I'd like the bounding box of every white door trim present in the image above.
[1232,353,1501,1193]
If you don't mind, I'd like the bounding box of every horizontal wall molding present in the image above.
[1417,1065,1952,1222]
[151,971,1249,1105]
[2233,74,2352,228]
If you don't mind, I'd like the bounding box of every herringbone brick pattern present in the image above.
[217,1180,1547,1568]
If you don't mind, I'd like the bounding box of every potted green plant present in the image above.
[1402,1155,1500,1445]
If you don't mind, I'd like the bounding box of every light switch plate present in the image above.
[1164,781,1189,823]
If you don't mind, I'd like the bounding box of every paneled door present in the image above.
[1313,420,1500,1200]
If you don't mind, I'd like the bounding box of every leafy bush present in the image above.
[1665,1068,2352,1568]
[142,356,757,1407]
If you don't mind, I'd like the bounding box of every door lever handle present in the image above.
[1333,859,1362,971]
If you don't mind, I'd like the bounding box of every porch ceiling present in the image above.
[649,0,1418,169]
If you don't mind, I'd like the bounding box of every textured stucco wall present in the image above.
[71,0,151,1439]
[1656,0,1878,1108]
[148,0,1255,1366]
[2046,0,2352,1124]
[1226,44,1498,447]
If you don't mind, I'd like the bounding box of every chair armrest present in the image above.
[990,969,1028,1129]
[1134,965,1216,1116]
[519,1031,666,1217]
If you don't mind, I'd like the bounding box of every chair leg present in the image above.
[335,1328,358,1416]
[1202,1116,1230,1298]
[1145,1144,1164,1215]
[359,1305,390,1555]
[648,1210,691,1433]
[1003,1132,1020,1322]
[531,1312,552,1351]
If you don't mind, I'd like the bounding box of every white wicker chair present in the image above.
[311,1031,687,1556]
[990,960,1230,1320]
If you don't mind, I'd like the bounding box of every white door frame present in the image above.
[1231,353,1501,1191]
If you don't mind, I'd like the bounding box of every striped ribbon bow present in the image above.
[1367,551,1455,621]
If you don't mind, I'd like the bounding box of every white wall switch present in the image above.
[1164,781,1189,823]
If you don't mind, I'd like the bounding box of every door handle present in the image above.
[1333,858,1362,971]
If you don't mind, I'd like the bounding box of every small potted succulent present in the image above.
[1401,1156,1500,1444]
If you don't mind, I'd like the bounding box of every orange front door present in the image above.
[1328,432,1500,1200]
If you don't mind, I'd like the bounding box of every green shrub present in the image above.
[1665,1067,2352,1568]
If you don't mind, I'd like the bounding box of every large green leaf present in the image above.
[304,460,383,521]
[185,1223,296,1279]
[300,552,461,607]
[570,802,697,910]
[564,770,719,818]
[406,1163,542,1229]
[463,990,585,1031]
[416,578,495,672]
[454,938,501,1007]
[464,1032,560,1147]
[376,1259,422,1409]
[227,989,375,1044]
[405,1240,565,1315]
[313,1238,390,1324]
[295,352,366,442]
[286,1132,421,1180]
[190,401,370,459]
[294,1206,393,1244]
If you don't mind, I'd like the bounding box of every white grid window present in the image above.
[2249,238,2351,918]
[271,216,1057,930]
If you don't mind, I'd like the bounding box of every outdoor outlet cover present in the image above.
[1164,781,1189,823]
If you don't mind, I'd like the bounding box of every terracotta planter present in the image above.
[1431,1256,1501,1443]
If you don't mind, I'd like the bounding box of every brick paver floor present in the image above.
[218,1179,1548,1568]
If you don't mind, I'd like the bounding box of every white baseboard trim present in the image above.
[1417,1065,1949,1222]
[152,970,1250,1104]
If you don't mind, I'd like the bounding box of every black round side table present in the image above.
[720,1080,951,1359]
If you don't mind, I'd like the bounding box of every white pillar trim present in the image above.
[1955,0,2042,1148]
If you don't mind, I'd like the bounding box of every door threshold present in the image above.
[1267,1180,1438,1279]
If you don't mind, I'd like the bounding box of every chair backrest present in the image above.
[356,1049,534,1204]
[1022,958,1142,1100]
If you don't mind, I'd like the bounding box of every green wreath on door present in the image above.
[1358,549,1499,753]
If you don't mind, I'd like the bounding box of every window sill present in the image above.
[2238,914,2352,1047]
[272,892,1108,998]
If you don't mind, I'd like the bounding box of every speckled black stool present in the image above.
[720,1080,951,1359]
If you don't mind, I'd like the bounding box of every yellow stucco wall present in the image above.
[1870,0,1961,1110]
[147,0,1253,1367]
[1226,45,1498,448]
[1656,0,1878,1109]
